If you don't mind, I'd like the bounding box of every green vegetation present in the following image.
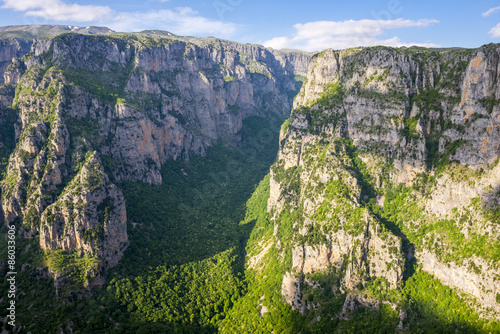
[402,116,420,140]
[0,105,17,179]
[223,149,500,333]
[312,179,367,236]
[480,96,500,114]
[110,248,243,331]
[118,115,281,270]
[381,184,500,265]
[44,249,101,285]
[314,81,343,108]
[281,118,290,134]
[2,38,500,334]
[357,88,407,103]
[62,61,133,105]
[437,55,471,93]
[293,104,344,135]
[0,114,283,333]
[360,264,500,333]
[294,74,306,83]
[65,115,103,146]
[220,176,304,333]
[401,268,500,333]
[223,75,237,82]
[411,89,442,111]
[227,104,240,114]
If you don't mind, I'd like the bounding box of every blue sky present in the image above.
[0,0,500,51]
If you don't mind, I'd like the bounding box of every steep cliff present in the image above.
[0,31,310,279]
[285,45,500,312]
[39,152,128,270]
[269,48,313,77]
[224,44,500,331]
[0,38,32,84]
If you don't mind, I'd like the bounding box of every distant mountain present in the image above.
[0,24,114,39]
[402,45,467,52]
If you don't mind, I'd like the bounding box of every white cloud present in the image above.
[489,22,500,37]
[1,0,237,38]
[2,0,112,22]
[109,7,237,37]
[483,6,500,17]
[484,6,500,38]
[263,37,290,50]
[263,18,440,51]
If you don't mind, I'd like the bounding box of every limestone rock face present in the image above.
[265,45,500,314]
[418,250,500,310]
[12,33,309,185]
[39,153,128,270]
[294,47,500,175]
[268,48,313,76]
[3,58,26,84]
[0,84,14,147]
[290,229,402,288]
[0,32,310,276]
[283,226,403,313]
[0,38,32,84]
[281,271,301,308]
[265,118,406,312]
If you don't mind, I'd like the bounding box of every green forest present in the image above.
[1,109,500,333]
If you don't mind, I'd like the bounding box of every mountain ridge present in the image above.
[0,31,311,282]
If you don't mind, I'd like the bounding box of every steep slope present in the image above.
[268,48,313,77]
[0,38,31,84]
[5,26,500,333]
[0,32,310,282]
[0,84,16,227]
[222,45,500,332]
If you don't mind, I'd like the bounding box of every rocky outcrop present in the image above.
[418,250,500,311]
[0,38,32,84]
[0,83,16,227]
[0,25,117,84]
[339,294,395,320]
[268,48,313,77]
[294,46,500,173]
[265,44,500,315]
[0,83,15,143]
[39,152,128,270]
[4,58,26,84]
[289,227,403,288]
[282,224,403,313]
[265,114,405,311]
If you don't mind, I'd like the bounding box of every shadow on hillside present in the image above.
[371,211,417,281]
[480,179,500,224]
[71,115,284,334]
[113,114,284,273]
[331,291,488,333]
